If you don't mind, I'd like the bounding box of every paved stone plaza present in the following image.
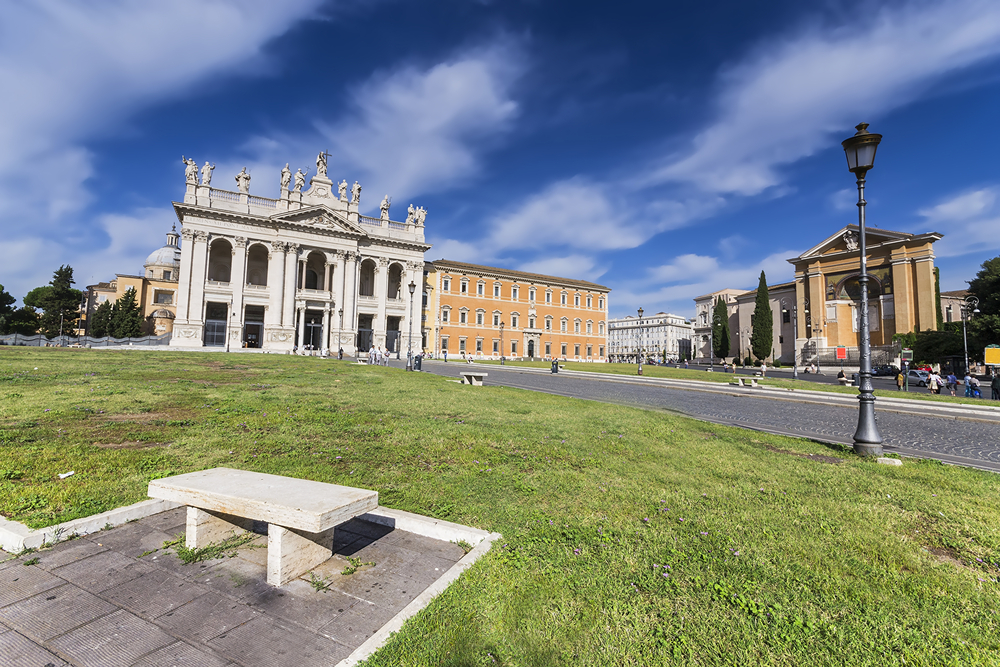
[0,507,465,666]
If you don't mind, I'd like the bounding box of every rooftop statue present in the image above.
[316,151,328,177]
[293,168,307,193]
[280,163,291,191]
[415,206,427,226]
[405,204,415,224]
[235,167,251,194]
[339,180,348,201]
[201,161,215,186]
[380,195,391,220]
[351,180,362,205]
[182,156,198,185]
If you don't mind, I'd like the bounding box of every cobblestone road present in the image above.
[420,362,1000,472]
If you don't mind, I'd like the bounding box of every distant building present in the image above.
[427,260,610,360]
[940,290,969,324]
[691,289,743,362]
[607,312,692,362]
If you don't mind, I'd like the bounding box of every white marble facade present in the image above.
[170,154,430,355]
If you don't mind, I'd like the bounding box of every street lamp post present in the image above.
[225,300,233,353]
[842,122,884,456]
[500,321,505,365]
[781,298,798,380]
[406,281,416,371]
[961,295,980,376]
[637,307,643,375]
[337,308,343,358]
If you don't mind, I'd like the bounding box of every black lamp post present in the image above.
[500,321,505,365]
[637,307,643,375]
[961,296,980,376]
[842,122,884,456]
[406,281,416,371]
[781,298,798,380]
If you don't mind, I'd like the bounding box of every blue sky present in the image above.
[3,0,1000,319]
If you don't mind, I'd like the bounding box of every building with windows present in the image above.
[692,289,743,362]
[427,260,610,360]
[607,312,692,362]
[80,227,182,336]
[168,155,429,353]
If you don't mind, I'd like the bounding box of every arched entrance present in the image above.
[527,339,535,359]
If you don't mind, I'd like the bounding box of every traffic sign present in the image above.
[901,348,913,361]
[836,346,847,360]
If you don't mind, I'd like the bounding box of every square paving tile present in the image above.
[238,578,359,631]
[154,591,260,643]
[0,563,64,607]
[208,616,352,666]
[85,521,175,559]
[47,608,175,667]
[318,600,400,649]
[33,538,109,571]
[195,556,273,604]
[138,507,188,535]
[101,568,210,619]
[0,583,116,642]
[144,549,219,579]
[50,549,156,594]
[337,517,394,542]
[131,640,232,667]
[380,530,467,562]
[0,626,68,667]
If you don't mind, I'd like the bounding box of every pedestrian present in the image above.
[896,371,904,391]
[969,375,981,398]
[964,372,974,397]
[946,372,957,396]
[444,350,448,362]
[927,371,939,394]
[991,373,1000,401]
[338,347,343,360]
[760,362,767,378]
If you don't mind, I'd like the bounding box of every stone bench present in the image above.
[460,371,488,386]
[729,377,758,388]
[148,467,378,586]
[838,377,851,386]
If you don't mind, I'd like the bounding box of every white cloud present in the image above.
[919,186,1000,259]
[428,238,481,263]
[829,188,856,212]
[649,1,1000,195]
[517,255,606,283]
[0,0,321,300]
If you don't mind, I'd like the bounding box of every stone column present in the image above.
[403,261,422,354]
[323,261,332,294]
[344,252,359,355]
[283,244,299,329]
[230,237,247,345]
[299,258,307,291]
[266,242,286,329]
[323,307,331,353]
[188,231,210,324]
[175,228,196,323]
[334,251,347,337]
[375,257,389,347]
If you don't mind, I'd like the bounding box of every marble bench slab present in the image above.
[459,371,488,386]
[149,468,378,586]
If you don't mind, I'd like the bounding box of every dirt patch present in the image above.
[102,412,171,423]
[92,441,169,450]
[762,443,843,464]
[927,546,963,566]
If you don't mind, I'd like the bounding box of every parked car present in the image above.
[873,364,900,376]
[906,369,930,387]
[913,364,933,373]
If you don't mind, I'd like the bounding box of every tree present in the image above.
[33,266,82,339]
[0,284,15,334]
[966,255,1000,355]
[110,288,143,338]
[7,307,40,336]
[90,300,113,338]
[712,296,730,359]
[750,271,773,361]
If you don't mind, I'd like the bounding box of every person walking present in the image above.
[964,372,974,397]
[991,373,1000,401]
[946,372,958,396]
[760,362,767,378]
[896,371,904,391]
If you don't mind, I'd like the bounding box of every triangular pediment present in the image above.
[792,225,912,262]
[269,205,366,236]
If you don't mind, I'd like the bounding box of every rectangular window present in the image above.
[459,338,466,352]
[442,309,449,322]
[511,315,518,328]
[599,297,604,309]
[422,292,428,308]
[586,322,592,334]
[546,292,552,304]
[163,270,172,281]
[599,345,605,357]
[529,288,536,301]
[512,287,519,300]
[574,321,580,333]
[511,341,517,355]
[476,339,483,352]
[459,311,467,324]
[493,313,500,326]
[477,283,484,296]
[561,293,567,305]
[574,295,580,306]
[586,296,592,308]
[545,342,551,356]
[493,340,499,353]
[545,318,551,331]
[476,312,484,325]
[443,278,451,291]
[442,337,449,351]
[561,320,567,332]
[561,343,567,357]
[574,344,580,357]
[494,284,500,297]
[460,281,467,294]
[154,291,173,304]
[587,345,592,357]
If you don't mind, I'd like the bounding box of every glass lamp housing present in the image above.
[842,123,882,174]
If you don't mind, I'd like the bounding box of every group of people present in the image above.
[893,368,1000,399]
[367,345,392,366]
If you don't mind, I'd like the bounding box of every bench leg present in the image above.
[267,525,335,586]
[186,507,252,549]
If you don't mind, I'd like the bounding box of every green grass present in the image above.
[475,359,1000,407]
[1,348,999,665]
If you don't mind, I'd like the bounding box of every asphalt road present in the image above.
[414,360,1000,473]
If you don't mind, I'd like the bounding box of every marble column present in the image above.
[283,244,299,328]
[230,237,247,344]
[297,305,306,351]
[323,307,331,353]
[334,251,347,341]
[345,252,359,335]
[375,257,389,346]
[188,231,210,324]
[266,242,286,329]
[299,259,307,291]
[323,261,332,294]
[175,228,196,322]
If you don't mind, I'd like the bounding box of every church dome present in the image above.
[144,226,181,270]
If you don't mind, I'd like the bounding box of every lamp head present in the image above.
[408,281,416,295]
[842,123,882,175]
[637,307,644,318]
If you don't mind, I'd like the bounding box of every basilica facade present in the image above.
[169,154,430,354]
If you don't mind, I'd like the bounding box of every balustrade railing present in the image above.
[206,280,230,287]
[388,221,407,231]
[248,195,278,209]
[210,188,240,202]
[359,215,383,227]
[245,283,268,290]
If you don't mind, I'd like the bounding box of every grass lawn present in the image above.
[474,359,1000,408]
[1,348,999,665]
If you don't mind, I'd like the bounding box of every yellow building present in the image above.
[82,227,181,336]
[426,260,610,360]
[788,224,941,356]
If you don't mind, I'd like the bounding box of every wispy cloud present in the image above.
[648,0,1000,196]
[919,186,1000,258]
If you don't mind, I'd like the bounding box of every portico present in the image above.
[170,154,430,354]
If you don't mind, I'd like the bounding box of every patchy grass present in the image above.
[1,348,999,665]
